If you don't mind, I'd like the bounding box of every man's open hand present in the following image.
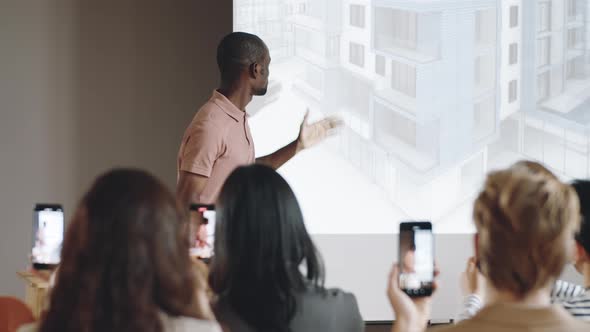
[296,109,343,152]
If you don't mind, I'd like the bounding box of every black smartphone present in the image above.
[32,204,64,270]
[188,204,216,260]
[399,221,434,297]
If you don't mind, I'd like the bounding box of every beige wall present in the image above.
[0,0,231,298]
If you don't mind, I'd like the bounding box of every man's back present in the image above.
[177,90,255,204]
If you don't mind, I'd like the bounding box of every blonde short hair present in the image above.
[473,166,580,298]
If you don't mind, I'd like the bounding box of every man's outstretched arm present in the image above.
[256,110,342,170]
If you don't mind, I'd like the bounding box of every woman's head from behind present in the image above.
[210,164,324,332]
[473,164,580,299]
[41,169,201,332]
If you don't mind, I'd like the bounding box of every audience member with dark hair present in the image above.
[177,31,341,206]
[209,164,364,332]
[387,164,588,332]
[19,169,219,332]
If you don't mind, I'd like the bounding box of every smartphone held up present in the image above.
[398,221,434,297]
[31,204,64,270]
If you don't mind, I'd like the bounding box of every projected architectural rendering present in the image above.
[235,0,590,233]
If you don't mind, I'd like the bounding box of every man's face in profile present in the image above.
[253,48,271,96]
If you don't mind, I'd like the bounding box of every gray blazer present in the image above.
[214,287,364,332]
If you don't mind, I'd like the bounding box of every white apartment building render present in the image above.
[515,0,590,179]
[358,0,500,218]
[234,0,590,224]
[500,0,523,120]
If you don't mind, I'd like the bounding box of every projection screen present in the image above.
[235,0,590,235]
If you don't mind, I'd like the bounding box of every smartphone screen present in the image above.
[32,204,64,268]
[399,222,434,296]
[188,204,216,259]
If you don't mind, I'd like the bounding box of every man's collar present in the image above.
[210,90,245,122]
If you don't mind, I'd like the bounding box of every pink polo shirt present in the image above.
[177,91,255,204]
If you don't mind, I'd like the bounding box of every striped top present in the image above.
[457,280,589,322]
[558,291,590,321]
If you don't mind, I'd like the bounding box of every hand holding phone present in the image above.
[399,221,434,297]
[387,264,433,331]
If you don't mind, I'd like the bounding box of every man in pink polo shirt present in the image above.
[177,32,340,205]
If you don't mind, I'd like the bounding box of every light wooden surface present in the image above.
[17,271,50,319]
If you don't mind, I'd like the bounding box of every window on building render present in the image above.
[509,80,518,103]
[375,55,386,76]
[537,72,550,101]
[509,43,518,65]
[391,9,418,49]
[374,103,417,148]
[537,37,550,67]
[568,28,582,49]
[567,58,581,79]
[349,42,365,68]
[391,60,416,98]
[474,57,481,86]
[473,96,496,142]
[538,1,551,32]
[475,9,496,44]
[568,0,580,20]
[510,6,519,28]
[350,4,365,28]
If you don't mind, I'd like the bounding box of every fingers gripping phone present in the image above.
[399,221,434,297]
[32,204,64,270]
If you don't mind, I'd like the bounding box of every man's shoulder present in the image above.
[195,99,236,125]
[184,101,231,137]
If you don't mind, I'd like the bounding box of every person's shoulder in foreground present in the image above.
[289,286,364,332]
[159,312,222,332]
[435,303,589,332]
[214,286,364,332]
[17,313,222,332]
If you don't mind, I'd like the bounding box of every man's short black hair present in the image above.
[572,180,590,254]
[216,32,267,84]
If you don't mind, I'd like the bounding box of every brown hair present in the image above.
[510,160,557,180]
[40,169,206,332]
[474,165,580,298]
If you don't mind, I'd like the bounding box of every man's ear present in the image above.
[250,63,262,79]
[248,63,258,79]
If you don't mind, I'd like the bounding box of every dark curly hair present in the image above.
[39,169,203,332]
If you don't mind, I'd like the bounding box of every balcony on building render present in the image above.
[567,12,585,27]
[373,86,418,115]
[370,97,439,173]
[372,6,441,64]
[292,21,341,67]
[540,76,590,121]
[287,0,342,35]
